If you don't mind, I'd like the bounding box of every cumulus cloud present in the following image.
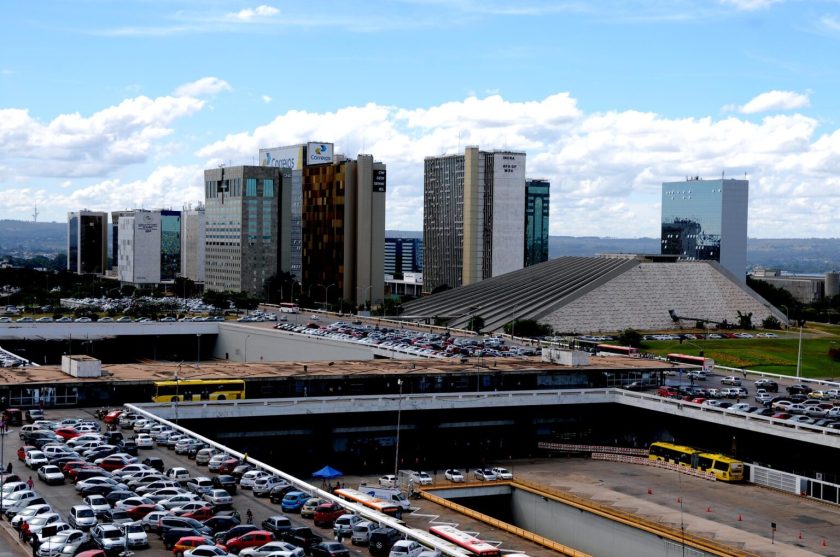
[8,90,840,238]
[738,90,810,114]
[174,77,232,98]
[0,94,204,179]
[225,5,279,21]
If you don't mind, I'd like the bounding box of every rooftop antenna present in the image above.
[32,202,39,223]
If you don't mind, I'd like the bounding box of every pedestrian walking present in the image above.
[246,509,253,524]
[26,476,33,490]
[20,520,29,541]
[6,462,12,474]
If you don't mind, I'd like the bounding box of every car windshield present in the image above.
[78,508,94,517]
[103,529,122,539]
[30,516,53,526]
[124,523,143,533]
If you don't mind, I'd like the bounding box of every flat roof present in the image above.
[0,354,675,386]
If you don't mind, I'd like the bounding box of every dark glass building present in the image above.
[67,211,108,275]
[385,237,423,278]
[524,179,550,267]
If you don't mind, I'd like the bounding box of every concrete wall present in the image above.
[510,487,714,557]
[214,324,375,362]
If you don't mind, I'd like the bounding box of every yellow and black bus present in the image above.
[151,379,246,403]
[649,441,744,482]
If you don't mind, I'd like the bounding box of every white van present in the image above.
[357,485,410,510]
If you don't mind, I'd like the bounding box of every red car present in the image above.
[125,504,163,520]
[181,506,214,521]
[18,445,36,461]
[313,502,346,527]
[55,427,81,440]
[99,455,132,471]
[223,530,274,553]
[218,458,241,474]
[66,465,102,482]
[61,461,88,477]
[77,551,106,557]
[172,536,217,556]
[103,410,123,424]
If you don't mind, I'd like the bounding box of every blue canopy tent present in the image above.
[312,465,343,479]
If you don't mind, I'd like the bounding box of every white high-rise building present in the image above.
[181,206,205,284]
[117,209,182,285]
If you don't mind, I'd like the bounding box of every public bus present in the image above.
[151,379,246,403]
[667,353,715,373]
[596,344,639,357]
[279,303,300,314]
[428,525,502,557]
[649,442,744,482]
[334,488,401,517]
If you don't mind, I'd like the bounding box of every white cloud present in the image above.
[0,94,204,179]
[174,77,232,98]
[7,90,840,238]
[225,5,279,22]
[261,95,272,104]
[738,90,810,114]
[720,0,783,10]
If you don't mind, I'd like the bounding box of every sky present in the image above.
[2,0,840,238]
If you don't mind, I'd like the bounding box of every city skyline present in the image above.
[3,1,840,238]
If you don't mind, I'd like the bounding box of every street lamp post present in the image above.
[174,363,181,425]
[195,334,201,368]
[324,284,336,312]
[796,322,803,378]
[393,379,403,480]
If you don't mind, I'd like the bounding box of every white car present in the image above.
[252,476,286,497]
[203,489,233,507]
[166,467,191,482]
[474,469,497,481]
[37,528,89,557]
[240,541,305,557]
[25,449,49,469]
[67,504,97,530]
[119,521,149,548]
[159,493,201,510]
[11,503,53,529]
[333,513,362,536]
[389,540,425,557]
[38,465,65,485]
[412,472,433,485]
[378,474,398,488]
[444,469,464,482]
[491,467,513,480]
[239,470,270,490]
[185,545,231,557]
[140,510,172,532]
[82,495,110,515]
[135,434,155,449]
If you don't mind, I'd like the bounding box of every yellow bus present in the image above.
[151,379,246,402]
[649,442,743,482]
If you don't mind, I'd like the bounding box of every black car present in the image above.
[755,379,779,392]
[212,475,237,494]
[368,527,402,557]
[310,542,351,557]
[118,441,138,456]
[105,490,137,507]
[187,444,208,460]
[202,513,241,534]
[159,516,212,538]
[268,484,297,504]
[142,457,165,472]
[214,524,259,545]
[787,383,813,395]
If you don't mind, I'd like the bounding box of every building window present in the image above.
[246,178,257,197]
[263,179,274,197]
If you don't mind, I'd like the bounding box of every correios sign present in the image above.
[306,142,333,165]
[260,145,304,169]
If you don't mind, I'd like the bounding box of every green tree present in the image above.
[761,315,782,330]
[468,315,485,333]
[736,310,754,330]
[503,319,552,337]
[617,328,643,348]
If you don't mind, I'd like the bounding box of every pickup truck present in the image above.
[281,527,323,553]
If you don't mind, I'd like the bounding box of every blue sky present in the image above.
[2,0,840,237]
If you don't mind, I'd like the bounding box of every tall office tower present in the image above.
[116,209,182,285]
[661,177,749,281]
[67,210,108,275]
[110,210,133,271]
[259,143,386,307]
[204,166,285,297]
[423,147,526,293]
[524,179,550,267]
[384,237,423,278]
[181,206,206,284]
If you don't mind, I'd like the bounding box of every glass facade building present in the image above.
[385,237,423,278]
[160,210,182,281]
[661,178,748,281]
[524,179,550,267]
[67,211,107,275]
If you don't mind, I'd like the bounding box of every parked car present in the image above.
[224,530,275,554]
[310,542,350,557]
[68,504,98,530]
[38,465,65,485]
[313,502,346,527]
[377,475,397,488]
[261,515,292,537]
[473,469,497,481]
[787,384,813,395]
[299,498,325,519]
[172,536,218,557]
[368,528,402,557]
[333,514,361,538]
[239,541,304,557]
[721,376,742,386]
[91,524,127,555]
[280,491,309,513]
[490,467,513,480]
[754,379,779,392]
[212,475,238,495]
[443,469,464,482]
[388,540,425,557]
[350,521,375,546]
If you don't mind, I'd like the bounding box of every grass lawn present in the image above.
[644,326,840,380]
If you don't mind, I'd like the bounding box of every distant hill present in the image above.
[0,220,66,256]
[2,222,838,274]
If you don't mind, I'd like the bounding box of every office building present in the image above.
[110,210,133,271]
[661,177,748,281]
[258,143,385,306]
[181,206,206,284]
[204,166,285,297]
[117,209,182,285]
[423,147,526,293]
[385,237,423,278]
[67,210,108,275]
[524,179,550,267]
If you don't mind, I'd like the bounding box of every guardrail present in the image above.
[591,453,717,481]
[537,442,647,456]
